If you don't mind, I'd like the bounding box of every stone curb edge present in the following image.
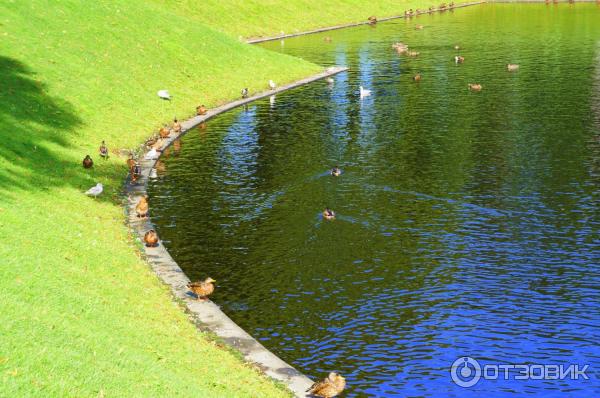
[124,66,348,398]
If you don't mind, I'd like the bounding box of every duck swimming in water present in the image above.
[455,55,465,64]
[307,372,346,398]
[331,166,341,176]
[323,208,336,220]
[468,83,483,92]
[507,63,519,71]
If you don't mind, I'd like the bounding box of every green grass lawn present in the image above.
[0,0,437,396]
[153,0,440,38]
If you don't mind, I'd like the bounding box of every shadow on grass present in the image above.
[0,55,91,196]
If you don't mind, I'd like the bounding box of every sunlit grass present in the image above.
[0,0,321,396]
[0,0,433,395]
[153,0,442,38]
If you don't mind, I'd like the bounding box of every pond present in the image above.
[148,4,600,397]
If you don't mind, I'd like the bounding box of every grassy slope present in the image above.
[0,0,318,396]
[0,0,431,396]
[153,0,441,38]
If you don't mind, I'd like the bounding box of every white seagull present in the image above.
[359,86,371,98]
[145,148,159,160]
[85,183,103,198]
[157,90,171,100]
[268,80,277,90]
[149,168,158,179]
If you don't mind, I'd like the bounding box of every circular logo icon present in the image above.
[450,356,482,388]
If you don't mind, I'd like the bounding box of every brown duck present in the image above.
[413,73,422,82]
[99,141,109,159]
[172,118,182,133]
[159,126,170,139]
[367,16,377,25]
[143,230,159,247]
[136,195,149,218]
[82,155,93,169]
[468,83,483,92]
[196,105,208,116]
[126,155,136,171]
[187,277,216,300]
[307,372,346,398]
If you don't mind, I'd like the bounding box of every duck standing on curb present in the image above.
[159,126,170,139]
[268,80,277,90]
[307,372,346,398]
[99,141,109,159]
[241,88,249,98]
[197,105,208,116]
[82,155,93,169]
[187,277,216,301]
[172,117,182,133]
[144,230,159,247]
[136,195,149,218]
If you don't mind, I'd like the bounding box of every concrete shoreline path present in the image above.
[246,1,486,44]
[125,66,347,398]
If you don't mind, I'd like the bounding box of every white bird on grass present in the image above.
[269,80,277,90]
[359,86,371,98]
[145,148,159,160]
[157,90,171,100]
[85,183,103,198]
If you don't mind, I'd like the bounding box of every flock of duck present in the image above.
[77,5,528,396]
[389,26,519,93]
